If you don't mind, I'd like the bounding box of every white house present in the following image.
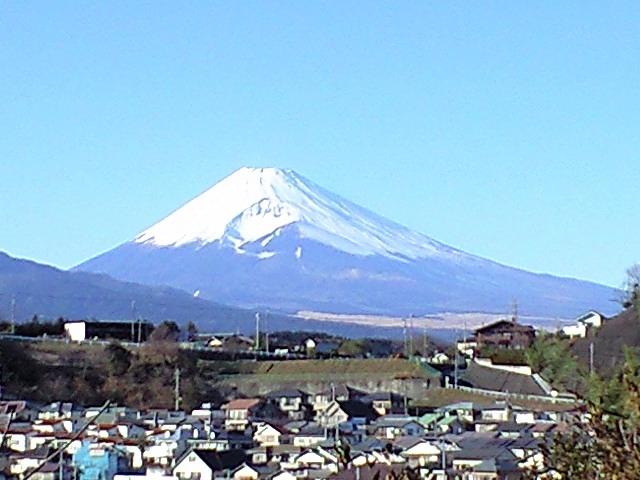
[315,401,348,428]
[173,449,244,480]
[288,448,339,473]
[304,338,317,352]
[270,472,296,480]
[561,323,587,338]
[562,311,606,338]
[64,321,87,342]
[231,463,259,480]
[252,423,282,447]
[397,438,443,468]
[144,429,190,467]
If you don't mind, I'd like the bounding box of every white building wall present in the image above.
[173,452,212,480]
[562,323,586,338]
[64,322,86,341]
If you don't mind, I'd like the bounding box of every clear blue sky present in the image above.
[1,2,639,288]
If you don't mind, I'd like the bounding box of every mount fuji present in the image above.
[76,167,616,319]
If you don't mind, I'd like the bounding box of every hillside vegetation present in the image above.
[0,339,218,410]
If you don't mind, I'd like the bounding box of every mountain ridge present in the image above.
[75,167,618,319]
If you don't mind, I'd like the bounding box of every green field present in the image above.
[201,357,439,382]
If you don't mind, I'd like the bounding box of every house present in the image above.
[338,400,378,426]
[290,423,328,448]
[479,403,514,423]
[231,463,260,480]
[64,319,152,342]
[561,323,587,339]
[360,392,403,416]
[575,310,605,328]
[222,336,255,352]
[246,445,301,467]
[265,389,307,418]
[286,448,339,473]
[222,399,261,431]
[459,360,550,397]
[27,461,60,480]
[207,337,225,348]
[315,401,348,428]
[72,441,132,480]
[562,311,606,338]
[3,426,34,452]
[456,338,478,358]
[474,319,535,350]
[173,448,246,480]
[371,415,424,440]
[310,384,359,412]
[395,437,445,469]
[142,429,192,468]
[269,471,296,480]
[38,402,75,421]
[252,423,283,447]
[429,352,451,364]
[312,342,340,358]
[0,401,40,422]
[304,338,317,353]
[8,446,51,477]
[449,432,522,479]
[435,402,481,424]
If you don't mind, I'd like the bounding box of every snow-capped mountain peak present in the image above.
[134,167,467,261]
[78,166,617,319]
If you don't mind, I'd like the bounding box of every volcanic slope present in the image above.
[76,167,616,318]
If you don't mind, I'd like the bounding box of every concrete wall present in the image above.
[218,374,438,399]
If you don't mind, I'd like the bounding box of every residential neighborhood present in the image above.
[0,385,575,480]
[0,311,599,480]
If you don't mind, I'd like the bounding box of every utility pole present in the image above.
[402,317,408,358]
[174,368,181,411]
[454,331,459,389]
[408,314,414,357]
[403,379,408,415]
[10,295,16,335]
[254,313,260,351]
[589,342,594,375]
[265,311,269,353]
[130,300,136,343]
[423,324,428,357]
[137,317,143,344]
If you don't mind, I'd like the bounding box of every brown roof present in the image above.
[222,399,261,410]
[475,319,534,335]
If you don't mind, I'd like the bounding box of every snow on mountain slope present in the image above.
[76,166,618,320]
[134,167,471,262]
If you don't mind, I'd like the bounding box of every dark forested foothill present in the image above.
[0,336,217,411]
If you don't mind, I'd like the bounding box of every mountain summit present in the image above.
[76,167,616,319]
[134,167,468,262]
